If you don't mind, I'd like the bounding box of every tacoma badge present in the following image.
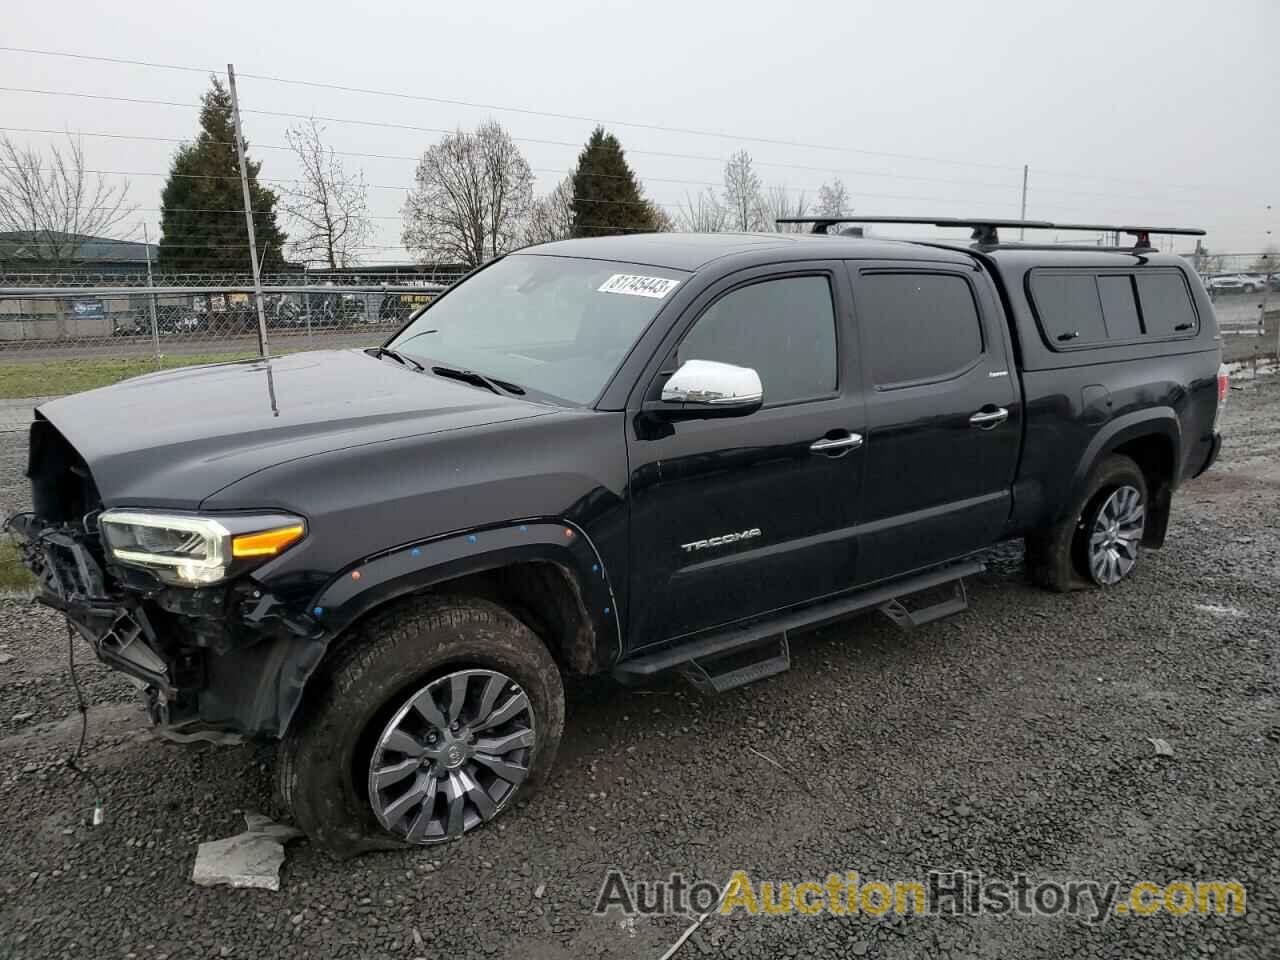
[681,528,762,553]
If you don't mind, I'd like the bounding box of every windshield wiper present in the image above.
[431,365,525,396]
[366,346,424,372]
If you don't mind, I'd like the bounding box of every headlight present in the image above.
[98,510,305,586]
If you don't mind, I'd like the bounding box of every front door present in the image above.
[625,264,866,649]
[847,262,1021,583]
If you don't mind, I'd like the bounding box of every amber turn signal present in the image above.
[232,524,305,558]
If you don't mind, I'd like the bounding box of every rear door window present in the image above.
[855,272,984,387]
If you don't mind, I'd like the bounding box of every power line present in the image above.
[0,45,1027,173]
[0,44,1262,203]
[1,163,1036,214]
[7,123,1160,203]
[0,124,1024,196]
[7,149,1211,220]
[0,89,1222,211]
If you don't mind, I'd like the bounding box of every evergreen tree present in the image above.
[570,127,663,238]
[158,76,287,272]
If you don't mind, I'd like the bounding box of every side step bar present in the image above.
[879,578,970,630]
[680,633,792,694]
[614,560,984,684]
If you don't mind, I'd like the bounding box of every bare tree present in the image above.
[760,184,809,232]
[0,133,136,265]
[676,188,729,233]
[815,178,853,221]
[403,122,534,268]
[722,150,764,231]
[522,176,575,245]
[280,118,371,269]
[647,202,676,233]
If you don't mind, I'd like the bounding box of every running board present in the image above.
[680,633,791,694]
[878,578,969,631]
[613,560,984,682]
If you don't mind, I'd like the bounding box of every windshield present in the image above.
[387,254,688,405]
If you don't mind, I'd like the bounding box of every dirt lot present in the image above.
[0,378,1276,960]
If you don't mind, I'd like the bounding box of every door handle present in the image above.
[810,433,863,455]
[969,407,1009,429]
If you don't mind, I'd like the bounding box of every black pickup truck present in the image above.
[6,218,1225,854]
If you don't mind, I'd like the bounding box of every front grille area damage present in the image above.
[7,416,323,740]
[27,414,100,526]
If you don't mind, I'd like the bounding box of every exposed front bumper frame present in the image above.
[7,513,177,695]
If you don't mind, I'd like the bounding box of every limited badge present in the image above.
[597,274,681,299]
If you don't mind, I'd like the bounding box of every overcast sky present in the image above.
[2,0,1276,260]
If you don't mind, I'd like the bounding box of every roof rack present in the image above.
[775,216,1205,250]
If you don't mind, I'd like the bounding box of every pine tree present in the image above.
[570,127,663,238]
[158,76,287,272]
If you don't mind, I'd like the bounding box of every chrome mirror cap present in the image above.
[661,359,763,407]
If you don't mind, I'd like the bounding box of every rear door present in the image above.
[847,261,1021,583]
[625,263,866,648]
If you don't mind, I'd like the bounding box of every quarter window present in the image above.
[677,275,838,406]
[1029,268,1198,347]
[856,273,984,386]
[1097,275,1143,339]
[1135,273,1198,337]
[1029,274,1108,345]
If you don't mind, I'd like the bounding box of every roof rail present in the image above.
[775,216,1205,250]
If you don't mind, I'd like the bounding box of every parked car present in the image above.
[263,294,303,329]
[111,314,147,337]
[7,220,1224,857]
[1206,274,1264,294]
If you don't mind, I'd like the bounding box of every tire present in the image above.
[1025,454,1148,592]
[278,595,565,858]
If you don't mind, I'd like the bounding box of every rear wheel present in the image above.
[278,596,564,856]
[1077,483,1145,585]
[1025,454,1148,591]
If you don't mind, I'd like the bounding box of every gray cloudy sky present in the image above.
[2,0,1276,258]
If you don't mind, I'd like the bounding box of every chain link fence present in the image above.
[1190,252,1279,363]
[2,256,1275,368]
[0,269,467,363]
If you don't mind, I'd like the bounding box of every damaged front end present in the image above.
[6,416,326,740]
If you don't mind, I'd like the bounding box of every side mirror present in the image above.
[647,359,763,419]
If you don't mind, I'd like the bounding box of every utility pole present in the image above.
[143,223,160,361]
[1262,252,1275,362]
[1019,164,1028,240]
[226,63,270,358]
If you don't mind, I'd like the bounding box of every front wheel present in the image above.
[1026,454,1148,591]
[278,596,565,857]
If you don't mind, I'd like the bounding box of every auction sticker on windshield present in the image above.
[597,274,681,299]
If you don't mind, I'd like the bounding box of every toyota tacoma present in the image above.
[6,217,1225,855]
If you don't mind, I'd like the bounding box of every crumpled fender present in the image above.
[245,519,618,737]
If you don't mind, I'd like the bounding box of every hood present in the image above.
[37,349,558,508]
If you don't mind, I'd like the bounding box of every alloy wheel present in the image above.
[367,668,535,843]
[1087,485,1144,585]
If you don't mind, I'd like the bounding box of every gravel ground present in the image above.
[0,379,1276,960]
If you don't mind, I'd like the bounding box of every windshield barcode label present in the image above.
[597,274,681,299]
